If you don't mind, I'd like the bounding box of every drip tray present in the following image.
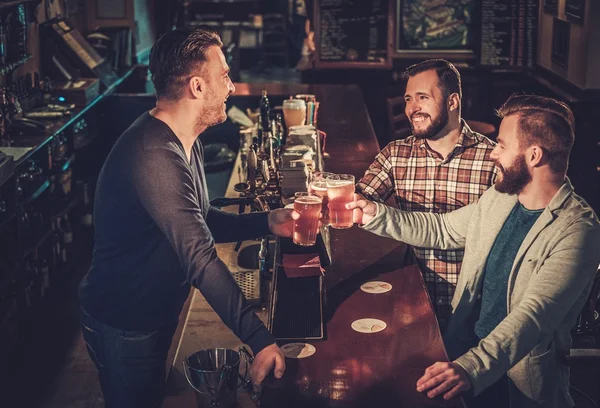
[226,240,274,305]
[269,238,324,341]
[231,270,261,305]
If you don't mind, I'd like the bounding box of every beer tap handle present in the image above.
[248,147,257,192]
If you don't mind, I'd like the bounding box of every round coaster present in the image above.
[360,281,392,294]
[281,343,316,359]
[351,318,387,334]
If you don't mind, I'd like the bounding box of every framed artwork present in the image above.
[551,18,570,68]
[565,0,585,24]
[396,0,476,53]
[96,0,127,19]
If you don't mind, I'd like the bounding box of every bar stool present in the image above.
[566,268,600,407]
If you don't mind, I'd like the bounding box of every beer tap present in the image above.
[247,143,257,194]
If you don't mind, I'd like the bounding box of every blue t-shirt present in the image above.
[474,202,543,340]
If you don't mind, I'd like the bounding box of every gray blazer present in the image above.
[363,179,600,407]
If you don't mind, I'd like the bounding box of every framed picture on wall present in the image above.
[565,0,585,23]
[96,0,127,19]
[543,0,558,15]
[551,18,570,68]
[395,0,476,57]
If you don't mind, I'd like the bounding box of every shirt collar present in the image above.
[415,119,479,151]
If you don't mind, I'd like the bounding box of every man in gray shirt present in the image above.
[79,28,294,407]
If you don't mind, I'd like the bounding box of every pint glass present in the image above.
[308,172,333,225]
[326,174,355,229]
[293,193,322,246]
[283,99,306,128]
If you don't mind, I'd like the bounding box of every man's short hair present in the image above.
[401,59,462,100]
[497,94,575,173]
[149,28,223,100]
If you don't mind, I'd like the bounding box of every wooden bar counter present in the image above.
[164,83,461,408]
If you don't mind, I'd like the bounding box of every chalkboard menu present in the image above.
[314,0,392,68]
[480,0,538,68]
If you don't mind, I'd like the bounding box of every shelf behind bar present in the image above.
[21,196,79,257]
[0,0,39,10]
[11,66,136,167]
[0,54,33,75]
[20,179,49,206]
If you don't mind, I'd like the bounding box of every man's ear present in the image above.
[528,145,544,167]
[448,93,460,112]
[189,76,205,99]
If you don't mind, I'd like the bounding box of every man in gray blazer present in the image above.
[348,94,600,407]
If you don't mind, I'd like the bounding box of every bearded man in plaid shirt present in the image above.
[356,60,498,331]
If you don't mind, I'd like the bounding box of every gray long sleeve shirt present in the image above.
[79,112,274,354]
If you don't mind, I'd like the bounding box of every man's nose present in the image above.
[490,148,499,160]
[406,102,420,118]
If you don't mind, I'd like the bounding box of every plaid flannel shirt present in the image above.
[356,121,498,329]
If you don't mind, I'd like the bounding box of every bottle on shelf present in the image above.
[31,250,45,299]
[81,181,93,227]
[0,23,8,66]
[59,167,72,198]
[23,258,34,309]
[46,144,53,172]
[61,214,73,264]
[40,255,50,295]
[52,217,62,269]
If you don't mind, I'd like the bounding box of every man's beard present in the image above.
[199,98,227,129]
[495,154,531,195]
[411,103,449,140]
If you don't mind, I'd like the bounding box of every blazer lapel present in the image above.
[478,193,519,269]
[507,180,573,309]
[457,191,518,301]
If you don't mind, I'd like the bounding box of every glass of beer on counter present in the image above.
[326,174,355,229]
[309,172,333,225]
[283,98,306,128]
[293,192,322,246]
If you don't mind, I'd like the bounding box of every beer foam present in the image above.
[295,195,322,205]
[310,184,328,192]
[327,180,353,188]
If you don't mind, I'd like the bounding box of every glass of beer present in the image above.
[283,99,306,128]
[293,192,322,246]
[309,172,333,225]
[326,174,355,229]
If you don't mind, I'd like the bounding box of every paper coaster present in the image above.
[281,343,316,359]
[360,281,392,294]
[351,318,387,334]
